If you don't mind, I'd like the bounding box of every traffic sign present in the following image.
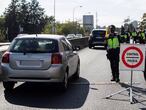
[120,44,145,71]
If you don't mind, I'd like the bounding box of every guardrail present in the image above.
[69,37,89,49]
[0,43,11,46]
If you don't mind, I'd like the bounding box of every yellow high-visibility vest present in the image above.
[132,32,137,37]
[107,37,120,49]
[121,35,127,39]
[141,32,145,39]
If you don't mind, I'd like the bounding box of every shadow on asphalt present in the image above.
[140,108,146,110]
[4,77,89,109]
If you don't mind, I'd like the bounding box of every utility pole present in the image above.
[73,5,82,34]
[53,0,56,34]
[96,12,98,29]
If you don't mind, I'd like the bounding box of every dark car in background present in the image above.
[88,29,106,48]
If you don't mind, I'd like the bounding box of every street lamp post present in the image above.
[73,5,82,23]
[73,5,82,34]
[53,0,56,34]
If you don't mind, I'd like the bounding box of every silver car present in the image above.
[1,34,80,91]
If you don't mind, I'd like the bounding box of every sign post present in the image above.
[106,44,145,104]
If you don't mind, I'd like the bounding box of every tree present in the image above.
[0,16,6,41]
[61,22,75,36]
[4,0,49,41]
[128,23,135,32]
[25,0,46,33]
[43,21,84,36]
[42,16,55,34]
[124,18,130,24]
[4,0,19,41]
[17,0,29,33]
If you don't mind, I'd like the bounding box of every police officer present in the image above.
[131,29,137,43]
[120,26,126,43]
[126,31,130,43]
[106,25,120,82]
[120,31,128,43]
[138,30,145,44]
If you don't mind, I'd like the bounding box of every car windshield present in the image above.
[10,38,59,53]
[92,30,106,37]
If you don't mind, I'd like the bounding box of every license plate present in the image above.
[20,60,41,66]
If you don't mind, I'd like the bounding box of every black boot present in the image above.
[116,78,120,83]
[111,77,115,81]
[115,73,120,82]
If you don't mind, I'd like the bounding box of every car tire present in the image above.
[3,81,15,91]
[89,44,92,49]
[73,62,80,80]
[61,72,68,91]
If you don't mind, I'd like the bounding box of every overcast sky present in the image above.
[0,0,146,27]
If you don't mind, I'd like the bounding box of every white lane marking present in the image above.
[70,82,140,85]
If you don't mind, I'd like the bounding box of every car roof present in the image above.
[15,34,65,40]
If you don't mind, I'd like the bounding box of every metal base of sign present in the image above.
[106,87,138,104]
[106,70,140,104]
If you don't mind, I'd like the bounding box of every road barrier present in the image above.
[0,42,10,45]
[69,37,89,50]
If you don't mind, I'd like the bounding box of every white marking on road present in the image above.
[70,82,140,85]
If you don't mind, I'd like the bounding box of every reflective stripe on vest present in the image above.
[107,37,119,49]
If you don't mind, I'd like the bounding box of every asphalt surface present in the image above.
[0,47,146,110]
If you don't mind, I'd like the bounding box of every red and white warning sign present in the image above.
[120,44,145,71]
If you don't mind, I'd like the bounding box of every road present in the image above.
[0,47,146,110]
